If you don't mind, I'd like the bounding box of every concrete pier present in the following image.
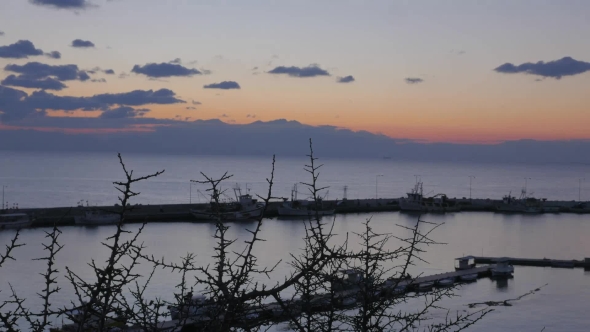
[2,196,588,229]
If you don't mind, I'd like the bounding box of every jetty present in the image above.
[118,265,497,332]
[2,196,589,229]
[465,256,590,269]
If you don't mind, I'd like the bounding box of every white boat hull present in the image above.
[0,217,32,230]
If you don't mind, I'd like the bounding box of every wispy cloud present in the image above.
[204,81,241,90]
[268,64,330,78]
[30,0,93,9]
[405,77,424,84]
[1,75,67,90]
[494,56,590,79]
[99,106,149,119]
[132,62,201,78]
[45,51,61,59]
[71,39,95,48]
[337,75,355,83]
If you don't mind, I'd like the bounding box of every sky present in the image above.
[1,0,590,143]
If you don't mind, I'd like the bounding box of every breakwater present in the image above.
[7,197,588,228]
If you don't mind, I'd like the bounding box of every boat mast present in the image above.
[233,183,242,201]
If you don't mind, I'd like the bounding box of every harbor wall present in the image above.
[7,196,588,228]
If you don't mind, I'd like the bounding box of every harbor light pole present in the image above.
[190,181,196,204]
[375,174,384,199]
[469,176,475,200]
[579,178,585,202]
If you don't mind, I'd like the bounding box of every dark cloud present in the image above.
[45,51,61,59]
[186,106,197,110]
[337,75,355,83]
[1,75,67,90]
[267,65,330,77]
[203,81,241,90]
[494,56,590,79]
[0,31,5,36]
[169,58,181,64]
[246,114,257,118]
[405,77,424,84]
[104,69,115,75]
[191,100,202,105]
[200,69,212,75]
[4,62,90,81]
[99,106,150,119]
[71,39,95,48]
[131,62,201,78]
[0,86,185,121]
[219,114,229,118]
[0,40,44,59]
[30,0,91,9]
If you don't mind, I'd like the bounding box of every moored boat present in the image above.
[399,179,458,213]
[491,258,515,278]
[459,273,478,282]
[74,210,120,225]
[190,185,265,222]
[417,281,434,291]
[436,277,455,287]
[277,184,334,217]
[0,213,32,229]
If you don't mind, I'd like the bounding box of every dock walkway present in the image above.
[469,256,590,269]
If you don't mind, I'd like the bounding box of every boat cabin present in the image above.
[455,256,476,270]
[331,268,365,291]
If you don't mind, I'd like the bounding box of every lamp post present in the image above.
[469,176,475,200]
[190,181,195,204]
[579,178,585,202]
[375,175,384,199]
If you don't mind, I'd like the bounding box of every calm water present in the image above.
[1,151,590,331]
[0,150,588,208]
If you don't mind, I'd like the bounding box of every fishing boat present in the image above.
[74,210,120,225]
[496,182,546,213]
[417,281,434,291]
[459,273,478,282]
[399,180,426,212]
[190,185,265,222]
[277,184,334,217]
[74,200,120,225]
[168,292,215,320]
[491,258,514,278]
[436,277,455,287]
[399,179,458,213]
[455,256,476,271]
[0,212,32,229]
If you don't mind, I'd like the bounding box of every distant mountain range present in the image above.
[1,118,589,163]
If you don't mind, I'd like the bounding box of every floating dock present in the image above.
[466,256,590,269]
[122,265,496,331]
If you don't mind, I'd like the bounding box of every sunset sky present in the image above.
[1,0,590,143]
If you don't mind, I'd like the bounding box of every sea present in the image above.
[1,150,589,331]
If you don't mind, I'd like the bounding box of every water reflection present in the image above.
[494,277,510,290]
